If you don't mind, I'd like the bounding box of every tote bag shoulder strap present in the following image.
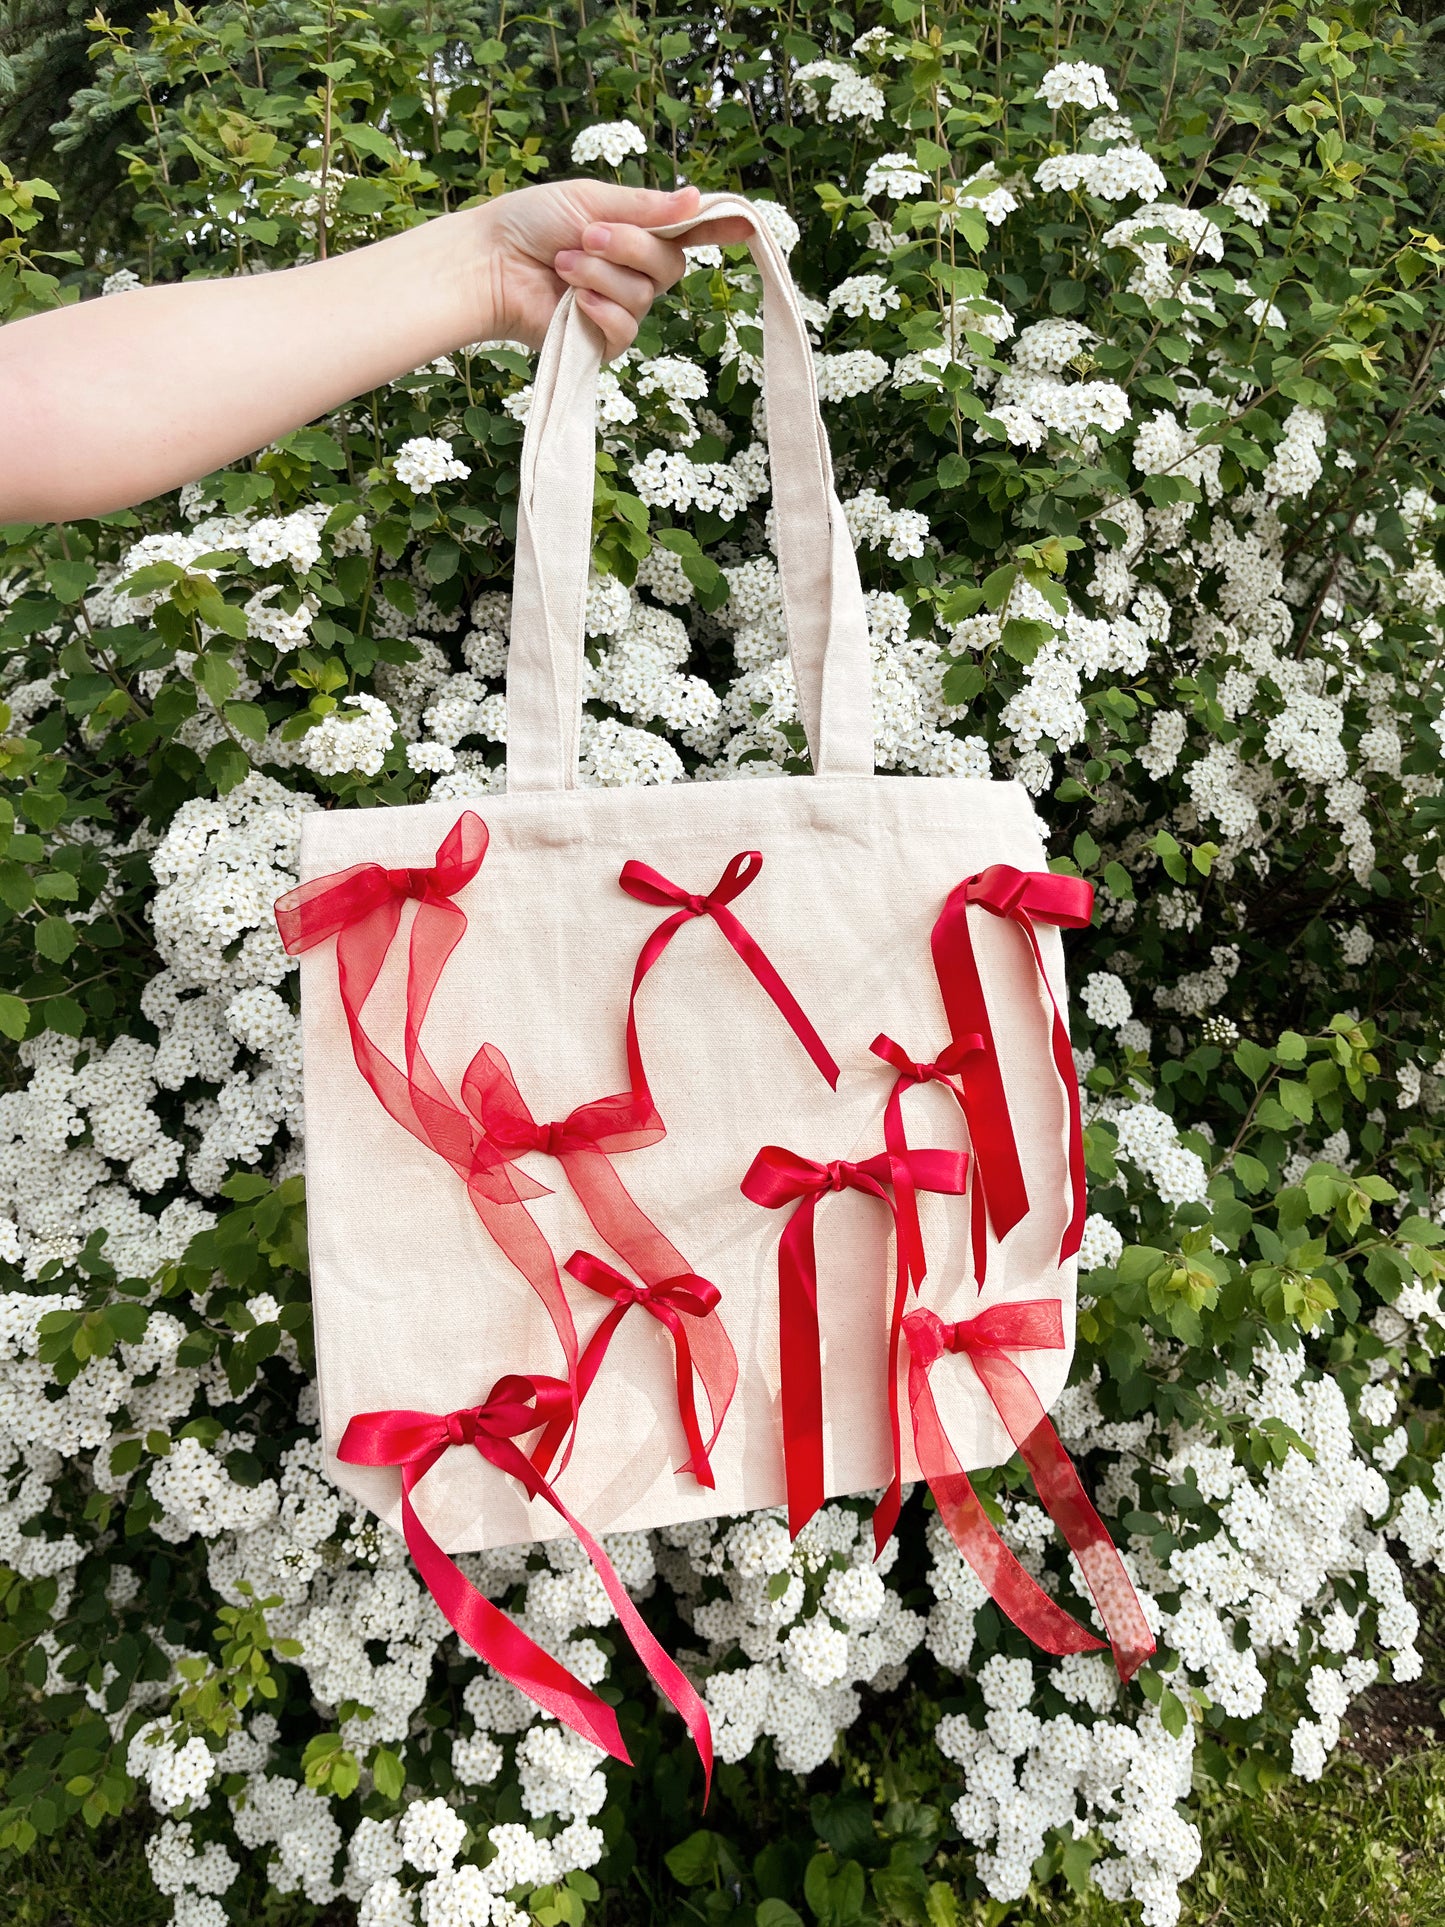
[505,192,875,792]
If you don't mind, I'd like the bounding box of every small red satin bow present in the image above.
[619,850,839,1109]
[274,817,579,1383]
[740,1144,970,1555]
[531,1251,726,1488]
[870,1032,984,1291]
[931,865,1093,1274]
[339,1372,713,1791]
[902,1304,1154,1680]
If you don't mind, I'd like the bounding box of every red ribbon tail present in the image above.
[664,1315,715,1489]
[342,1439,629,1764]
[1011,1401,1155,1680]
[709,901,839,1090]
[906,1364,1106,1659]
[971,1171,989,1290]
[777,1197,825,1540]
[539,1477,714,1800]
[873,1197,910,1559]
[971,1351,1155,1680]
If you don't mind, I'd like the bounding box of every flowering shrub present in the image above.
[2,4,1444,1925]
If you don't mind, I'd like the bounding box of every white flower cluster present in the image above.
[1036,61,1118,112]
[1108,1099,1210,1204]
[394,437,471,495]
[656,1503,924,1773]
[569,120,647,167]
[793,60,886,126]
[1035,147,1167,202]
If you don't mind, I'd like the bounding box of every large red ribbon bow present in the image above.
[339,1372,713,1791]
[740,1144,970,1557]
[931,866,1093,1276]
[902,1303,1154,1680]
[870,1033,984,1292]
[274,817,578,1385]
[530,1251,726,1487]
[619,851,839,1110]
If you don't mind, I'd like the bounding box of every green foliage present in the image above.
[0,1,1442,1923]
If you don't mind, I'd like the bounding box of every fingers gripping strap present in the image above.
[505,191,875,790]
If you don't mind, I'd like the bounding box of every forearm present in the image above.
[0,203,498,524]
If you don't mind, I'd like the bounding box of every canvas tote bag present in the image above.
[277,194,1152,1763]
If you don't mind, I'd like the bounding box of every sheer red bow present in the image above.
[903,1304,1154,1680]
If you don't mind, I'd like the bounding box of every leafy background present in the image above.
[0,2,1444,1925]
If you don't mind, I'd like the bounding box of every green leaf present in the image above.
[913,137,950,172]
[371,1746,405,1800]
[206,741,251,794]
[224,701,269,743]
[1234,1040,1273,1084]
[998,616,1053,664]
[1073,830,1101,871]
[35,916,77,963]
[1102,860,1134,900]
[47,558,97,603]
[925,1884,960,1927]
[195,653,239,708]
[0,994,27,1041]
[1277,1078,1313,1123]
[757,1904,805,1927]
[665,1830,723,1887]
[1150,830,1188,884]
[941,661,984,705]
[425,538,461,584]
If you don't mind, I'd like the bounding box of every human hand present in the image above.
[476,180,755,362]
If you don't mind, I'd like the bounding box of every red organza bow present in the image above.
[338,1372,713,1790]
[902,1304,1154,1680]
[931,865,1093,1275]
[530,1251,726,1487]
[870,1032,984,1292]
[461,1045,739,1466]
[274,818,579,1386]
[619,850,839,1110]
[740,1144,970,1555]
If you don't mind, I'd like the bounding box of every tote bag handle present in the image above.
[505,192,876,792]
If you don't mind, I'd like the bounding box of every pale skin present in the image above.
[0,180,752,525]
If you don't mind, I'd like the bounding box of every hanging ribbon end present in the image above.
[1116,1632,1157,1685]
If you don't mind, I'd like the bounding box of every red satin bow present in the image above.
[619,851,839,1109]
[338,1372,713,1791]
[870,1033,984,1291]
[931,865,1093,1275]
[462,1045,739,1470]
[274,817,579,1386]
[903,1303,1154,1680]
[530,1251,726,1487]
[740,1144,970,1556]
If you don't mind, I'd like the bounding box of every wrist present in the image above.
[377,200,500,360]
[440,198,503,349]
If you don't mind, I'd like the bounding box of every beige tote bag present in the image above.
[279,193,1152,1687]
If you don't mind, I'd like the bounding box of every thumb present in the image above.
[566,180,704,229]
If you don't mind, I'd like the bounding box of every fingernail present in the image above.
[556,249,580,269]
[585,224,612,250]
